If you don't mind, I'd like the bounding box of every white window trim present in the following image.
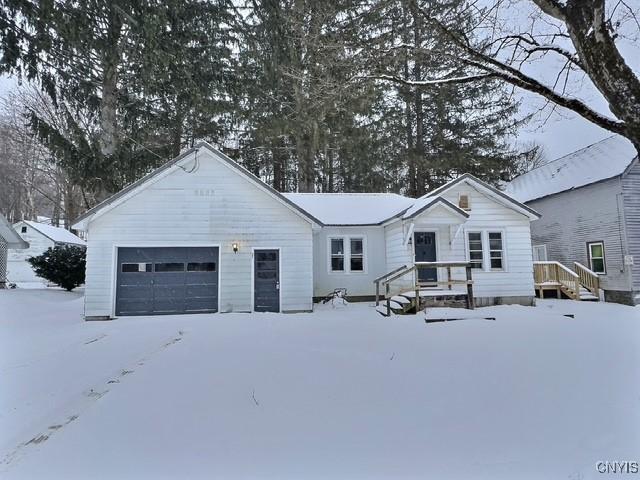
[487,230,506,272]
[464,229,508,272]
[327,235,368,275]
[587,241,606,275]
[532,244,548,262]
[465,230,485,271]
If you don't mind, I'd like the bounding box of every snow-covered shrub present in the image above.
[28,245,86,291]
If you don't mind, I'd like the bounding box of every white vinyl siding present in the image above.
[82,149,313,316]
[313,226,385,297]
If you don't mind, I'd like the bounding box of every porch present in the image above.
[373,261,475,316]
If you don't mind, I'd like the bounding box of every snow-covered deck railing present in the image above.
[374,261,475,316]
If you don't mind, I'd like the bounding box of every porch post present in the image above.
[466,265,475,310]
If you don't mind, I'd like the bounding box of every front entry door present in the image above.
[414,232,437,283]
[254,249,280,312]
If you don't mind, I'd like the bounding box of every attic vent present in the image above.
[458,194,470,210]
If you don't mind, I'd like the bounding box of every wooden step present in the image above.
[375,305,393,316]
[390,295,411,305]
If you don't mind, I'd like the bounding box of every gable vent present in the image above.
[458,194,470,210]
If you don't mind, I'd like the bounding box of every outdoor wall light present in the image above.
[232,242,239,253]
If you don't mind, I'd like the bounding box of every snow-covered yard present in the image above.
[1,290,639,480]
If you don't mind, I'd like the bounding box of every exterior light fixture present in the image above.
[232,242,239,253]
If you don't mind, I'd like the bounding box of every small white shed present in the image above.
[7,221,86,285]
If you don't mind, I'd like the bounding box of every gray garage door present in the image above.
[116,247,218,316]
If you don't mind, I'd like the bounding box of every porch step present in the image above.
[390,295,411,305]
[579,292,599,301]
[375,305,394,317]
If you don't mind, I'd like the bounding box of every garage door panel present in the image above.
[117,298,154,315]
[186,284,217,297]
[116,247,218,316]
[184,297,218,312]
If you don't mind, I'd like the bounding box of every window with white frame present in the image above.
[329,236,365,273]
[330,238,345,272]
[587,241,606,274]
[532,244,547,261]
[350,238,364,272]
[488,232,504,271]
[467,232,484,269]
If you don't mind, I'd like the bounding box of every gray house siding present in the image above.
[622,159,640,299]
[527,178,635,303]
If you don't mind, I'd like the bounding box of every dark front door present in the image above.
[254,249,280,312]
[414,232,437,283]
[116,247,218,316]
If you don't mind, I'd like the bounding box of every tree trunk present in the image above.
[99,5,123,158]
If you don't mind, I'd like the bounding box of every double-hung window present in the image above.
[329,236,365,273]
[587,241,606,274]
[488,232,504,271]
[350,238,364,272]
[330,238,345,272]
[467,232,484,269]
[466,230,506,271]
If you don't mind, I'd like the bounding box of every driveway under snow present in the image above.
[1,289,638,480]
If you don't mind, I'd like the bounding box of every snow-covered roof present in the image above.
[283,193,414,225]
[505,135,638,203]
[1,214,28,248]
[21,221,86,246]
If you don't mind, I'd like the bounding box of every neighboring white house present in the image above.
[72,142,540,320]
[1,214,29,289]
[7,221,86,284]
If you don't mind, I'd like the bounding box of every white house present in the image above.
[7,221,86,284]
[72,142,540,320]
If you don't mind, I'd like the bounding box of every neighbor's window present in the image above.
[467,232,484,269]
[350,238,364,272]
[330,238,345,272]
[488,232,504,271]
[532,244,548,262]
[21,226,27,233]
[587,241,606,274]
[458,194,470,210]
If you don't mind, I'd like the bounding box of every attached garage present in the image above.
[116,247,219,316]
[73,142,319,320]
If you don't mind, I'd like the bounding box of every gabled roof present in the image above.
[72,142,323,229]
[401,196,469,220]
[19,221,86,246]
[417,173,541,220]
[0,214,28,248]
[282,193,414,226]
[505,135,638,203]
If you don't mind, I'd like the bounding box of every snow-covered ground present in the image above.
[1,289,638,480]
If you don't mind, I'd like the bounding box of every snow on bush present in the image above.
[27,245,86,291]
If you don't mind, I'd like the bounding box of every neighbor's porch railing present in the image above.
[533,261,580,299]
[574,262,600,297]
